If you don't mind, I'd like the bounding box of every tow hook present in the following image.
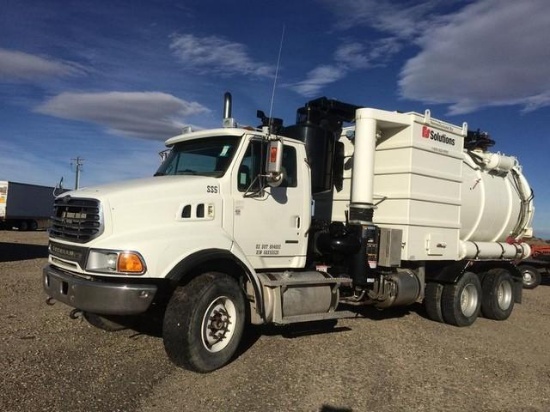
[45,297,56,306]
[69,309,83,319]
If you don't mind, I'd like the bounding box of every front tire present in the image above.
[441,271,481,327]
[163,272,245,373]
[481,269,515,320]
[519,265,542,289]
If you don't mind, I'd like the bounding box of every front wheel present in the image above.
[441,271,481,327]
[163,272,245,373]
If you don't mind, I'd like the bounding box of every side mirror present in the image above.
[266,139,283,187]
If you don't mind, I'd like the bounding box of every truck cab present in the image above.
[157,127,312,269]
[45,127,311,305]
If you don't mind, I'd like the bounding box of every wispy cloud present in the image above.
[335,38,402,69]
[319,0,550,115]
[170,34,275,78]
[288,0,421,97]
[288,65,346,97]
[0,49,86,81]
[318,0,444,39]
[334,43,371,70]
[35,92,210,139]
[288,37,402,97]
[399,0,550,114]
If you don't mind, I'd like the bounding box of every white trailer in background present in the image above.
[0,181,56,230]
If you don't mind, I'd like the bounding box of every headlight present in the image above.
[87,249,146,275]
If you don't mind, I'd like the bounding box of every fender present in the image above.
[428,260,522,282]
[427,261,470,284]
[165,247,265,319]
[427,260,522,303]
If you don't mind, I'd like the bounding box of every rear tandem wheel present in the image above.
[441,271,482,327]
[481,269,515,320]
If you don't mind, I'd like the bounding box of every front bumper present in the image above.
[43,265,157,315]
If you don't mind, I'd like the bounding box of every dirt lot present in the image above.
[1,230,549,412]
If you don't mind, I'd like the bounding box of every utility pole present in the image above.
[71,157,84,190]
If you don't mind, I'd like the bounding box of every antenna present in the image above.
[268,24,286,125]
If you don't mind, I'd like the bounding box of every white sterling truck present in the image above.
[43,93,534,372]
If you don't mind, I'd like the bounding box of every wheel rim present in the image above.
[460,284,479,317]
[201,296,236,353]
[497,280,513,310]
[523,270,535,286]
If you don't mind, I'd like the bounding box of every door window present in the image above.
[237,141,297,192]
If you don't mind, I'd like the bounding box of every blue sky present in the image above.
[1,0,549,238]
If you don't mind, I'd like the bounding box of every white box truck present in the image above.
[43,93,534,372]
[0,181,57,230]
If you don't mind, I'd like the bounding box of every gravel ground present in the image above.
[1,230,549,412]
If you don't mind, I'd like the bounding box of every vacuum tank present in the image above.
[329,109,534,262]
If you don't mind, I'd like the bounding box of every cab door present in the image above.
[231,138,310,269]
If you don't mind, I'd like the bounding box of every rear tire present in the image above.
[441,271,481,327]
[424,282,444,323]
[481,269,515,320]
[163,272,245,373]
[519,265,541,289]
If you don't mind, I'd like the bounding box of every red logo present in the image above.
[422,126,430,138]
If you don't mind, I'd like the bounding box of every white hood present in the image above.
[59,175,223,235]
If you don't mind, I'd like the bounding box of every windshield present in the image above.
[155,135,241,177]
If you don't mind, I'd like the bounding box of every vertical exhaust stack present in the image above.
[349,109,379,286]
[349,109,377,224]
[223,92,232,119]
[223,92,236,128]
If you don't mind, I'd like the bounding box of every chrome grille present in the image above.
[50,197,103,243]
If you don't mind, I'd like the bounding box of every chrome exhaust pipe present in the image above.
[223,92,232,120]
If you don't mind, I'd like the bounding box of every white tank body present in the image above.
[460,151,533,243]
[326,109,534,262]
